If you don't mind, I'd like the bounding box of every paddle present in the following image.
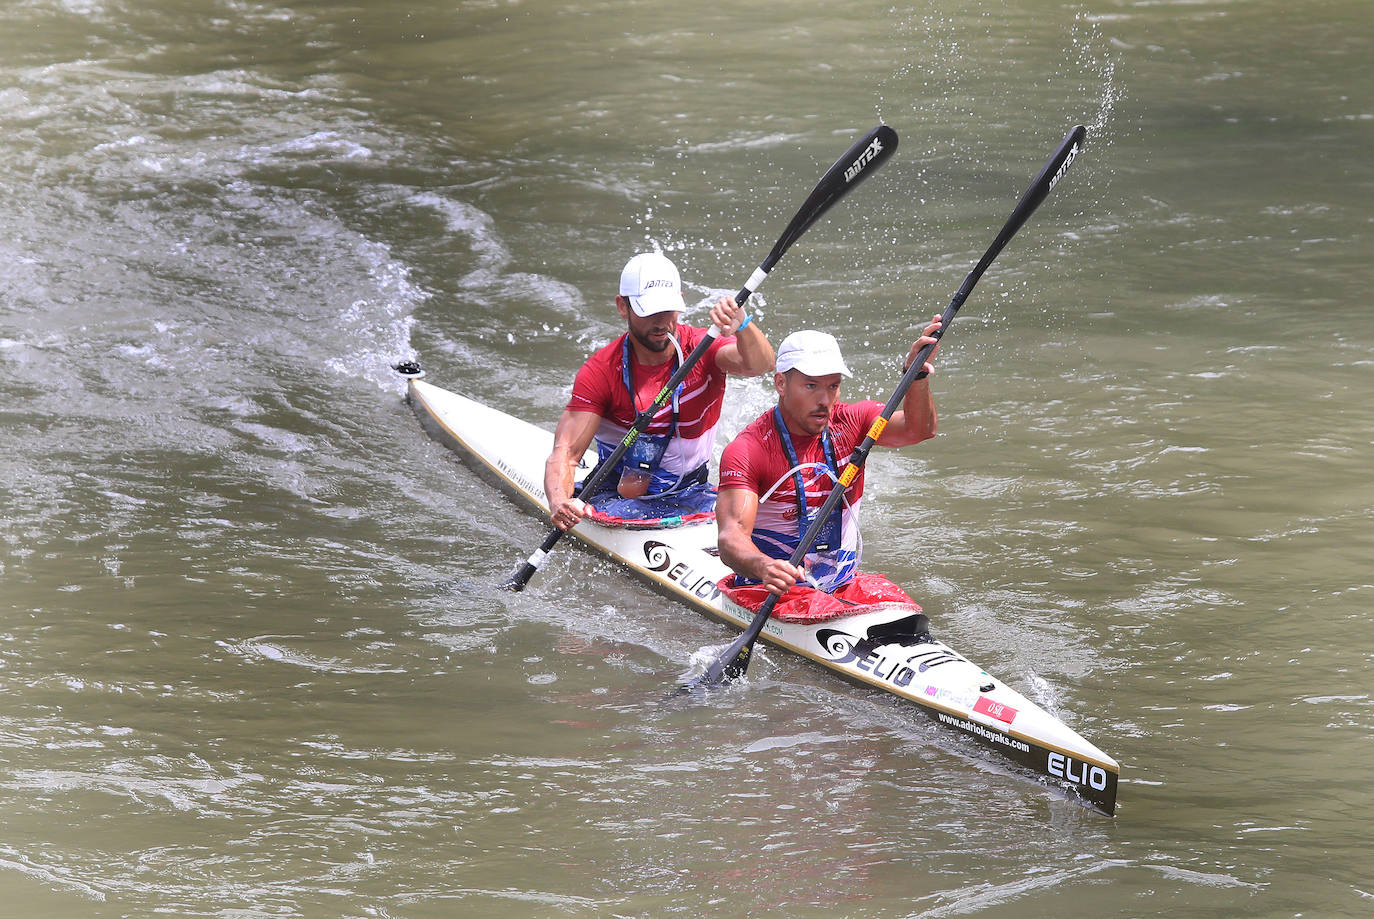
[686,124,1088,688]
[500,125,900,592]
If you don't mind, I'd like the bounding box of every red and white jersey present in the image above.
[718,401,883,590]
[567,324,732,479]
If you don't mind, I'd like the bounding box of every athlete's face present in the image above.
[617,297,679,355]
[775,370,843,436]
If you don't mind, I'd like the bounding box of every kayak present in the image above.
[401,368,1120,816]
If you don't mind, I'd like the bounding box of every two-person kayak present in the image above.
[400,368,1119,815]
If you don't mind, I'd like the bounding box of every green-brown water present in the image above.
[3,1,1371,916]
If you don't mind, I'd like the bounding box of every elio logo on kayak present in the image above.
[844,136,885,182]
[814,614,967,691]
[1047,751,1110,792]
[641,540,722,602]
[815,628,954,688]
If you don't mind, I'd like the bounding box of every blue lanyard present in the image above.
[621,335,681,438]
[771,406,839,540]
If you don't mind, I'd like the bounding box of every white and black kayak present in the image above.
[402,371,1119,816]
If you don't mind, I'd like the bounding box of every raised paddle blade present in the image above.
[966,124,1086,289]
[763,125,899,274]
[736,125,899,306]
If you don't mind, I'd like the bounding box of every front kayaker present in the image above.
[545,252,775,529]
[715,323,941,619]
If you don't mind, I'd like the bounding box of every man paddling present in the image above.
[714,323,941,618]
[545,252,775,530]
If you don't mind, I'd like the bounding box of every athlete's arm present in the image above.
[716,487,803,597]
[879,314,941,447]
[544,409,601,530]
[708,296,775,377]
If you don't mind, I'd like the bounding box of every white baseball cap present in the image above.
[775,330,852,377]
[619,252,683,317]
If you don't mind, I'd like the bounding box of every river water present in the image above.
[2,0,1371,916]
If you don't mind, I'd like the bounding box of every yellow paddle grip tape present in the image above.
[866,417,888,441]
[838,464,859,487]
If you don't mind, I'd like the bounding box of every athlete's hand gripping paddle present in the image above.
[686,125,1088,688]
[500,125,899,592]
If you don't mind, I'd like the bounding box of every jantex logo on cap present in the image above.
[620,252,683,317]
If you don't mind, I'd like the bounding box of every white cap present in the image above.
[775,330,852,377]
[619,252,683,317]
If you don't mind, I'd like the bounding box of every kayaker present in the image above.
[545,252,775,529]
[714,322,941,618]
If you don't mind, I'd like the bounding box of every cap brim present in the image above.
[629,291,683,317]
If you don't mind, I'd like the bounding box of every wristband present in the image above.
[736,312,751,332]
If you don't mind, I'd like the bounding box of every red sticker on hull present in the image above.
[974,696,1018,724]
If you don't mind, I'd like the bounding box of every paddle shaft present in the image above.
[692,124,1088,686]
[501,126,899,592]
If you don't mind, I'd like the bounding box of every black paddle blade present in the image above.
[716,642,752,683]
[681,639,752,692]
[998,124,1086,248]
[683,591,780,689]
[763,125,899,272]
[498,563,534,592]
[971,124,1087,284]
[932,124,1090,367]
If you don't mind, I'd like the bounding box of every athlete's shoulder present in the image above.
[720,419,768,489]
[738,407,778,441]
[726,411,776,462]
